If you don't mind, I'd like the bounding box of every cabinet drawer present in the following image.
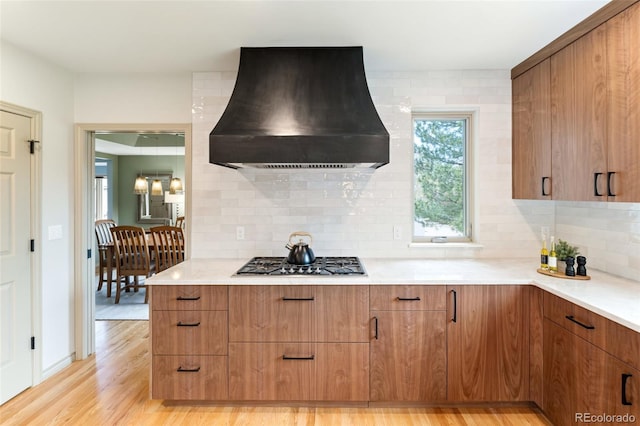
[544,292,607,347]
[229,343,314,400]
[151,355,228,400]
[151,285,228,311]
[152,310,228,355]
[370,285,446,311]
[229,286,314,342]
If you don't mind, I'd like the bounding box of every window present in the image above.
[413,113,472,242]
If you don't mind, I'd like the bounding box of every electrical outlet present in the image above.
[393,225,402,240]
[236,226,245,240]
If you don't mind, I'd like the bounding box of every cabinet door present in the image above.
[551,26,608,201]
[543,319,577,426]
[315,343,369,401]
[607,2,640,202]
[447,285,529,401]
[512,58,551,199]
[229,343,314,400]
[370,310,446,401]
[315,286,369,343]
[229,286,314,342]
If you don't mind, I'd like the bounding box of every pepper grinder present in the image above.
[576,256,587,276]
[565,256,576,277]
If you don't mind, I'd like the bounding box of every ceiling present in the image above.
[0,0,611,73]
[95,133,185,156]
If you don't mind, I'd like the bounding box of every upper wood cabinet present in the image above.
[512,58,551,200]
[512,1,640,202]
[446,285,530,401]
[606,2,640,202]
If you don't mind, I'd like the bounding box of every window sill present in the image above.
[409,242,484,249]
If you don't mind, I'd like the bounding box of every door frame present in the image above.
[74,123,192,359]
[0,101,43,387]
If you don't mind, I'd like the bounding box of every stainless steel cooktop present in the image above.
[235,256,366,276]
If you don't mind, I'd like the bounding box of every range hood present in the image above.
[209,46,389,169]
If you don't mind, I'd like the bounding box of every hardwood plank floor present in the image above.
[0,321,552,425]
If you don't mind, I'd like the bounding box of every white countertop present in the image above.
[146,258,640,333]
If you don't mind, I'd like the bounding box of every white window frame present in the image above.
[412,112,473,243]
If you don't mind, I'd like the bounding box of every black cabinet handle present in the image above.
[607,171,617,197]
[373,316,379,340]
[541,176,550,196]
[451,289,457,323]
[282,296,315,301]
[177,321,201,327]
[397,296,421,301]
[282,354,315,360]
[176,296,200,301]
[177,366,200,372]
[565,315,595,330]
[594,172,603,197]
[622,374,633,406]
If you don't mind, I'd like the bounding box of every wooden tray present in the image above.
[537,268,590,280]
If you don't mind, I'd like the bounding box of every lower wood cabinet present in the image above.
[229,342,369,401]
[370,310,446,401]
[446,285,530,401]
[152,355,228,400]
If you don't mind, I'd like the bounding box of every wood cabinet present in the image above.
[150,285,229,400]
[606,2,640,202]
[512,58,551,200]
[369,285,446,402]
[512,1,640,202]
[446,285,530,401]
[228,285,369,401]
[543,302,640,426]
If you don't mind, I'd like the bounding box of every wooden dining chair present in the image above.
[150,225,185,273]
[94,219,117,296]
[110,225,152,304]
[175,216,185,229]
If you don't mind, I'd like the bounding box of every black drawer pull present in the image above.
[373,316,379,340]
[565,315,595,330]
[594,172,603,197]
[177,366,200,373]
[397,296,421,301]
[607,171,617,197]
[282,354,315,360]
[541,176,550,196]
[451,289,457,323]
[282,296,314,301]
[176,296,200,301]
[622,374,633,406]
[177,321,201,327]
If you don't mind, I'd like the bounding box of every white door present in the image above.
[0,110,33,404]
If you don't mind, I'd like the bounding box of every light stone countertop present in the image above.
[146,257,640,333]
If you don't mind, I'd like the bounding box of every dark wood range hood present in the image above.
[209,46,389,169]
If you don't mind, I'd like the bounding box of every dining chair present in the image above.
[94,219,117,296]
[175,216,185,229]
[150,225,185,273]
[110,225,152,303]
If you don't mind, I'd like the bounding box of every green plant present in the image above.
[556,239,580,261]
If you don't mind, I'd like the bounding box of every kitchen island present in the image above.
[146,258,640,425]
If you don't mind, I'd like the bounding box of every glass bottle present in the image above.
[548,236,557,273]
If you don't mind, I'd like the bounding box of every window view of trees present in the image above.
[413,117,468,239]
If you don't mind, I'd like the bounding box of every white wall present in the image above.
[0,40,75,373]
[74,72,192,123]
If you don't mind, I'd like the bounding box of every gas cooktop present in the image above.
[235,256,366,276]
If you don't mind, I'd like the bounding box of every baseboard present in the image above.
[41,353,76,381]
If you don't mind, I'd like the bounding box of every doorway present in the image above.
[74,123,191,359]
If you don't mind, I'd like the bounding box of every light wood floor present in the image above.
[0,321,552,425]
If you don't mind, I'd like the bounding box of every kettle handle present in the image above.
[288,231,313,245]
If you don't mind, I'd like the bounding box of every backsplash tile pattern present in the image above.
[191,70,639,282]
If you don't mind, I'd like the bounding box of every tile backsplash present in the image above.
[191,70,639,282]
